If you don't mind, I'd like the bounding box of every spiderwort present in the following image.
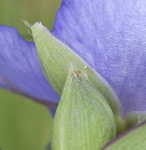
[0,0,146,114]
[31,22,146,150]
[0,0,146,135]
[1,0,146,108]
[31,22,124,133]
[0,0,146,149]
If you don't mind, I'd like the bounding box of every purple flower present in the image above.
[0,0,146,115]
[0,25,59,105]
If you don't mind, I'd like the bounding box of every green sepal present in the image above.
[31,22,122,117]
[52,67,116,150]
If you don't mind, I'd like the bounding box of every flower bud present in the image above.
[52,68,116,150]
[31,23,122,117]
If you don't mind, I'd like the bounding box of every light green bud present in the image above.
[52,68,116,150]
[31,22,122,118]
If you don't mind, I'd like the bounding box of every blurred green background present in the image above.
[0,0,61,150]
[0,0,61,40]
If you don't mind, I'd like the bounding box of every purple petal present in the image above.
[0,25,59,103]
[52,0,146,114]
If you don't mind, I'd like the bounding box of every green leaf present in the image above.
[52,67,116,150]
[31,23,122,119]
[102,122,146,150]
[0,88,52,150]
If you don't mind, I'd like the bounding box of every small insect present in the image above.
[75,70,82,77]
